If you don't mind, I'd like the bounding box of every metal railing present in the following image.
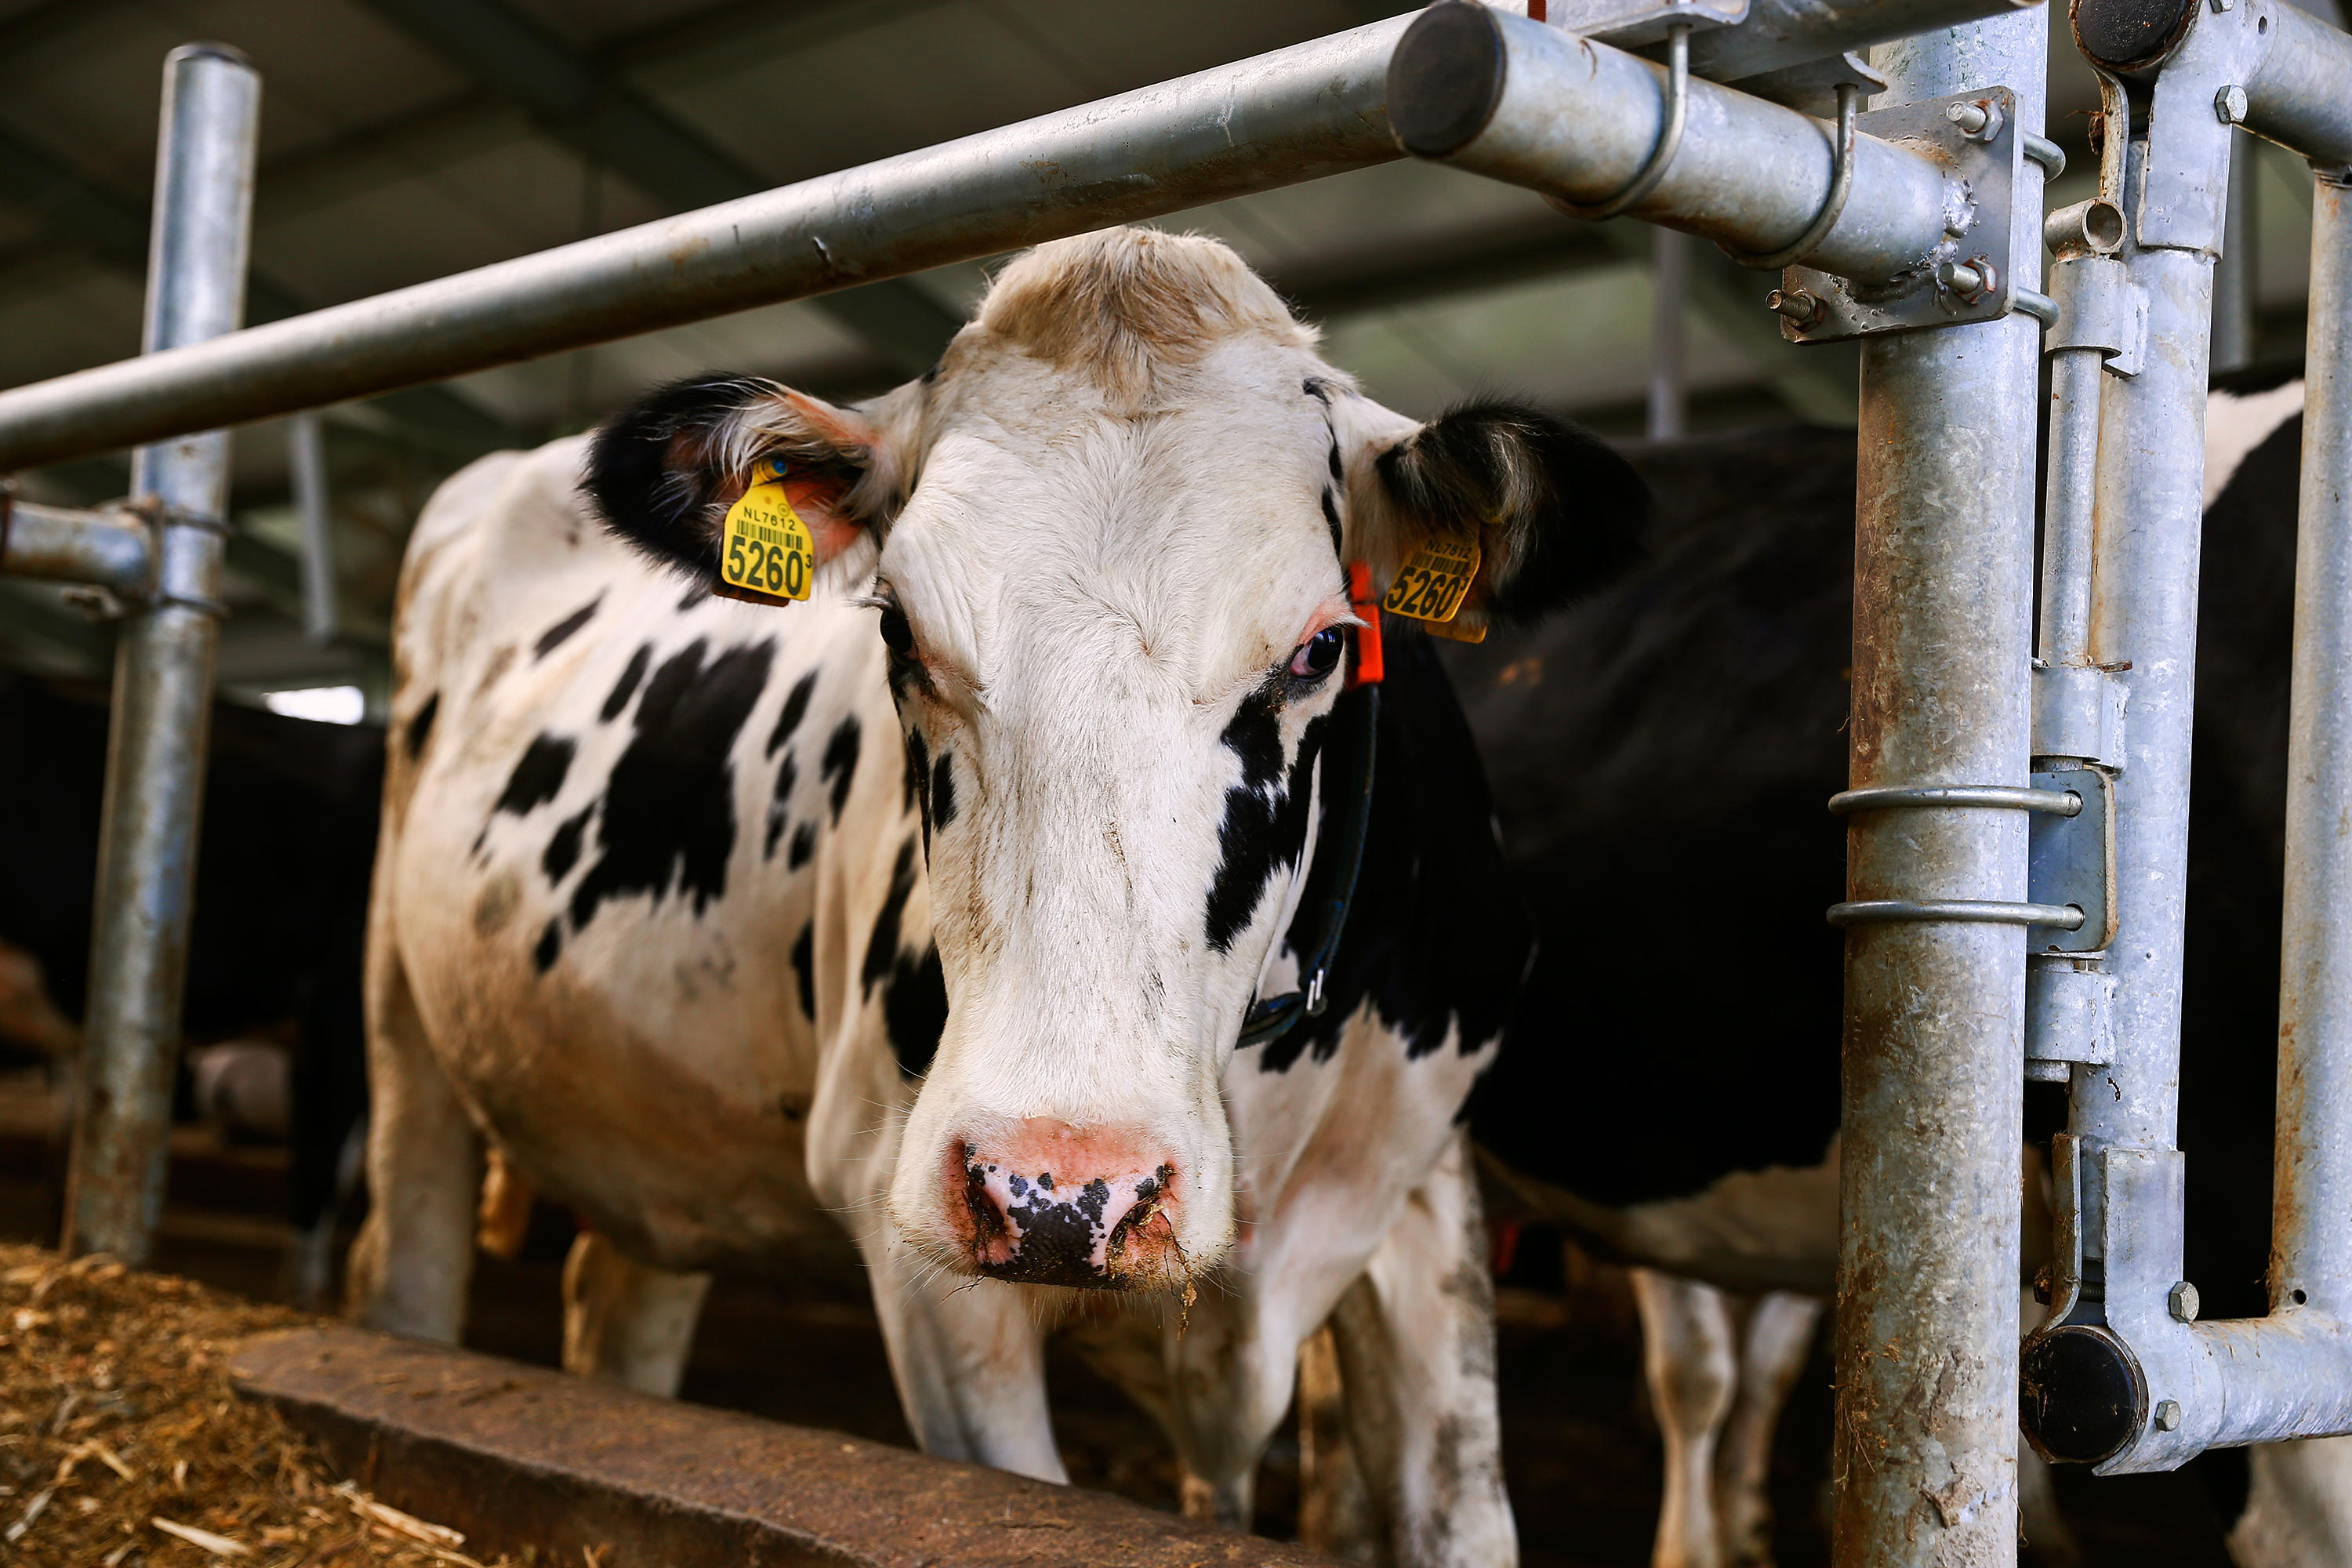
[14,0,2346,1557]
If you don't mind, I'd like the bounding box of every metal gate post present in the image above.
[1833,13,2047,1563]
[62,43,260,1263]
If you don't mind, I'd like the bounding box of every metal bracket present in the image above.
[2033,661,2129,766]
[1774,87,2021,343]
[1539,0,1748,50]
[2045,253,2149,377]
[2028,766,2116,952]
[2027,956,2117,1081]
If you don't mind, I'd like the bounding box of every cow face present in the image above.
[586,228,1644,1292]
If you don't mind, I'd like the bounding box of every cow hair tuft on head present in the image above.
[581,373,895,582]
[1377,398,1650,623]
[977,228,1318,406]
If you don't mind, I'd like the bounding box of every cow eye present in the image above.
[878,601,917,659]
[1290,627,1344,681]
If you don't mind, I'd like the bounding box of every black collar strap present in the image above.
[1236,639,1381,1052]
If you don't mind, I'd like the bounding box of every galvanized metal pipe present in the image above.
[1832,13,2045,1563]
[1389,5,1960,281]
[61,42,258,1265]
[1682,0,2045,80]
[0,500,152,593]
[2210,133,2255,372]
[2038,346,2103,673]
[2244,0,2352,176]
[1648,227,1690,440]
[2276,170,2352,1336]
[289,410,336,645]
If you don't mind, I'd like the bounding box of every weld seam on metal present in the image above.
[1828,899,2086,928]
[1829,784,2083,815]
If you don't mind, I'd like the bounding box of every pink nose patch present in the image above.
[960,1152,1174,1287]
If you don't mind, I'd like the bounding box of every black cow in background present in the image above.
[1440,371,2312,1566]
[0,673,379,1300]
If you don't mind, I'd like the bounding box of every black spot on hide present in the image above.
[1255,631,1526,1075]
[791,922,815,1020]
[495,735,575,817]
[930,752,957,831]
[568,638,774,931]
[1303,377,1332,403]
[1327,442,1344,483]
[903,728,931,824]
[677,583,712,612]
[1320,488,1341,555]
[821,716,861,822]
[885,943,947,1078]
[788,821,818,869]
[543,806,591,882]
[764,751,798,859]
[405,692,440,760]
[861,837,920,1000]
[767,671,818,757]
[533,920,561,974]
[601,645,652,722]
[1203,681,1326,954]
[534,598,600,660]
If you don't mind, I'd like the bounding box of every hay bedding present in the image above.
[0,1243,540,1567]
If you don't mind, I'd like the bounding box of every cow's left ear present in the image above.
[583,373,912,586]
[1341,398,1648,635]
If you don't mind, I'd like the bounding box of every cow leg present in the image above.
[560,1229,713,1396]
[1326,1132,1515,1568]
[1711,1290,1821,1568]
[858,1222,1065,1482]
[1629,1269,1737,1568]
[2228,1437,2352,1567]
[1300,1321,1377,1563]
[344,935,480,1342]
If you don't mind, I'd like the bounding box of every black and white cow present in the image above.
[1444,375,2344,1568]
[354,227,1646,1567]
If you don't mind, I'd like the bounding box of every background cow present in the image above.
[355,227,1646,1568]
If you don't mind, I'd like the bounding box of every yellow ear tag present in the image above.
[715,456,815,608]
[1381,530,1484,641]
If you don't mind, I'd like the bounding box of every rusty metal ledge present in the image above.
[233,1326,1335,1568]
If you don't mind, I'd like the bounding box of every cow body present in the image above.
[358,228,1644,1568]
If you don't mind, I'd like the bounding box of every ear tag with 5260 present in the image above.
[717,456,815,608]
[1381,530,1483,642]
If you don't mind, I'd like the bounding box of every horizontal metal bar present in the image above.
[0,498,152,592]
[1830,783,2083,815]
[1388,5,1958,282]
[1680,0,2045,82]
[2245,1,2352,175]
[1827,899,2086,927]
[0,17,1415,474]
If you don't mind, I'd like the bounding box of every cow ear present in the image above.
[1341,398,1648,637]
[583,374,906,586]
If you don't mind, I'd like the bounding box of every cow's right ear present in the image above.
[583,374,907,585]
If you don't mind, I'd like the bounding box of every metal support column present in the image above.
[62,42,259,1264]
[2211,132,2256,372]
[1833,13,2046,1563]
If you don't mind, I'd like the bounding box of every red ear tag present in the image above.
[1346,561,1384,689]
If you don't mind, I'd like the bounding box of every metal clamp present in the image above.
[1550,22,1691,220]
[1722,82,1857,269]
[1828,899,2087,928]
[1829,783,2082,815]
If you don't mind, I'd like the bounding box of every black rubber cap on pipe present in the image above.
[2071,0,2201,72]
[1388,1,1509,158]
[2019,1324,2148,1465]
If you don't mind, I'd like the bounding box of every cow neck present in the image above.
[1235,643,1381,1052]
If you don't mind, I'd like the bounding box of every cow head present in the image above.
[585,228,1645,1292]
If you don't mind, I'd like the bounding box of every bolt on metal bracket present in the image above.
[2029,766,2117,952]
[1774,87,2023,343]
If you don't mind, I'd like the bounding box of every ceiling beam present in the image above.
[353,0,963,376]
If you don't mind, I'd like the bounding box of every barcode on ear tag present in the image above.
[1381,532,1479,626]
[717,474,815,608]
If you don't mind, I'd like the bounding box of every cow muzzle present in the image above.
[953,1123,1182,1289]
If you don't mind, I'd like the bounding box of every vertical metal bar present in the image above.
[2038,347,2103,669]
[2275,172,2352,1317]
[63,42,259,1264]
[2210,132,2256,373]
[1649,226,1690,440]
[288,410,338,645]
[1835,13,2045,1564]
